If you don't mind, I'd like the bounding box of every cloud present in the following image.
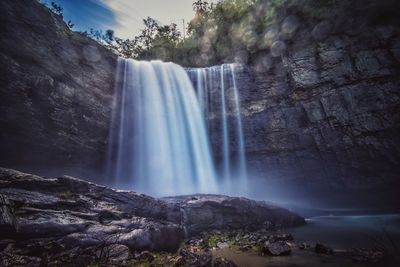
[96,0,204,39]
[95,0,144,38]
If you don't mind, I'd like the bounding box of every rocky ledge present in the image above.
[0,167,304,266]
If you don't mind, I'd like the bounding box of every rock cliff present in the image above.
[0,167,304,265]
[0,0,399,206]
[188,0,400,206]
[0,0,117,179]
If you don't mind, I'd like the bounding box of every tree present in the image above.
[192,0,210,14]
[67,20,74,29]
[156,24,181,43]
[50,2,63,16]
[114,38,140,58]
[138,17,160,50]
[104,29,115,44]
[133,17,183,60]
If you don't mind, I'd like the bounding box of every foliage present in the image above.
[50,1,63,16]
[77,17,182,62]
[134,17,182,61]
[67,20,74,29]
[207,235,218,248]
[39,0,342,66]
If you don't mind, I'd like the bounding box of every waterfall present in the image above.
[106,58,218,196]
[220,65,231,180]
[187,64,248,190]
[230,64,247,181]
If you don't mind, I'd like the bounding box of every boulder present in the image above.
[180,248,212,267]
[168,255,185,266]
[0,167,304,260]
[298,242,310,249]
[263,241,291,256]
[0,244,41,267]
[217,242,230,249]
[96,244,131,264]
[267,233,294,243]
[164,194,305,235]
[315,243,334,255]
[0,194,16,236]
[135,250,155,262]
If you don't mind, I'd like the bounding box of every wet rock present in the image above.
[0,239,14,251]
[263,241,291,256]
[168,255,185,266]
[0,168,306,263]
[217,242,230,249]
[180,248,212,267]
[271,41,287,57]
[281,15,300,37]
[267,233,294,242]
[312,21,333,41]
[0,244,41,267]
[16,210,90,239]
[315,243,334,254]
[98,244,130,263]
[351,248,385,263]
[135,250,155,262]
[0,168,185,253]
[298,242,310,249]
[0,194,16,236]
[164,195,305,235]
[214,257,238,267]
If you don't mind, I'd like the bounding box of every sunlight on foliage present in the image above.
[40,0,342,66]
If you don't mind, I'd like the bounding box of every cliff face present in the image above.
[0,0,399,205]
[0,167,304,265]
[201,1,400,205]
[0,0,117,178]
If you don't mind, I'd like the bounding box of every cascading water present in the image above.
[106,58,218,196]
[187,64,248,192]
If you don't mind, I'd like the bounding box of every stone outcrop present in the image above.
[0,167,184,251]
[188,0,400,206]
[0,0,399,206]
[164,195,304,235]
[0,167,304,254]
[0,0,117,179]
[164,195,305,235]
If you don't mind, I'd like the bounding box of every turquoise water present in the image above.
[289,214,400,249]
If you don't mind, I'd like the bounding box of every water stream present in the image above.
[106,59,247,196]
[106,58,218,196]
[187,64,248,191]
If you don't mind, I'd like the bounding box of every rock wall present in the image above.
[192,1,400,206]
[1,0,399,206]
[0,167,303,254]
[0,0,117,179]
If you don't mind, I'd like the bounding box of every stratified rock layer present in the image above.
[0,167,304,253]
[0,0,399,205]
[188,1,400,205]
[0,0,117,179]
[164,195,305,235]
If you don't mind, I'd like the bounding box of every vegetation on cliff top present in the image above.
[40,0,346,67]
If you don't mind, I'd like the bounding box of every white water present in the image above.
[106,58,218,196]
[220,65,231,180]
[187,64,248,192]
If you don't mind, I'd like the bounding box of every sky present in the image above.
[44,0,217,39]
